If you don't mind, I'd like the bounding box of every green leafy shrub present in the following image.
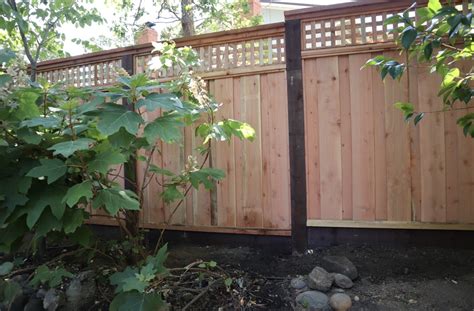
[364,0,472,132]
[109,244,169,311]
[0,42,255,256]
[29,265,73,288]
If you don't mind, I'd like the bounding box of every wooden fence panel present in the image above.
[134,71,291,234]
[304,51,474,227]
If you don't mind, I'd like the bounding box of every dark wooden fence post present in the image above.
[285,19,308,253]
[120,54,136,192]
[120,53,141,236]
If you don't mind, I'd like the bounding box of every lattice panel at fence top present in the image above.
[135,36,286,78]
[37,59,122,87]
[302,0,471,51]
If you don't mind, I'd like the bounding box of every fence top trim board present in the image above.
[285,0,429,21]
[36,22,284,71]
[36,22,286,86]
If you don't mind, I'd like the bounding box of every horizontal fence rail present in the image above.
[37,23,286,86]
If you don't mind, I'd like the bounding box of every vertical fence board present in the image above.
[445,110,460,223]
[234,75,263,227]
[261,72,292,228]
[316,57,343,220]
[372,53,387,221]
[456,108,474,223]
[338,56,353,220]
[303,59,321,219]
[213,78,237,227]
[349,53,375,221]
[384,52,411,221]
[418,66,446,223]
[408,60,422,222]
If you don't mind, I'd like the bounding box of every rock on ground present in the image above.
[307,267,333,292]
[320,256,358,280]
[329,293,352,311]
[295,290,330,311]
[43,288,62,311]
[291,277,307,290]
[333,273,353,289]
[65,270,97,311]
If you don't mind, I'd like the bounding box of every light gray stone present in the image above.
[333,273,353,289]
[307,267,333,292]
[43,289,61,311]
[291,277,307,290]
[65,271,96,311]
[295,290,330,311]
[329,293,352,311]
[321,256,358,280]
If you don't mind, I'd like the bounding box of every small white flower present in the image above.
[152,41,165,52]
[148,57,162,70]
[164,58,173,68]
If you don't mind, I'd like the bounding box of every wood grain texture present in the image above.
[261,72,292,229]
[349,53,376,220]
[303,59,321,219]
[383,52,411,221]
[445,110,460,223]
[418,65,446,223]
[456,108,474,223]
[234,75,264,227]
[372,53,387,221]
[407,58,422,222]
[212,78,237,227]
[339,56,353,220]
[316,56,343,220]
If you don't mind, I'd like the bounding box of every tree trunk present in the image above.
[30,63,37,82]
[181,0,195,37]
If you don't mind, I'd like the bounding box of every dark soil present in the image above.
[3,242,474,310]
[166,243,474,310]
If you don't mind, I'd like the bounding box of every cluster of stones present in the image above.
[5,270,96,311]
[291,256,358,311]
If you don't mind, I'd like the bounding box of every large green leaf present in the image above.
[12,91,40,120]
[21,116,61,128]
[62,180,93,207]
[48,138,94,157]
[0,262,13,276]
[26,188,66,228]
[35,209,63,237]
[0,48,16,64]
[110,266,138,293]
[401,26,417,50]
[96,104,144,135]
[0,74,12,87]
[62,208,85,234]
[143,114,183,144]
[27,159,67,184]
[428,0,442,13]
[87,150,126,174]
[3,281,21,304]
[92,188,140,215]
[189,168,225,190]
[136,93,184,112]
[109,292,167,311]
[16,127,42,144]
[29,265,73,288]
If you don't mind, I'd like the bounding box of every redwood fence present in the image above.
[36,0,474,249]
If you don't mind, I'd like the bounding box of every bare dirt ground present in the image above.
[167,243,474,310]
